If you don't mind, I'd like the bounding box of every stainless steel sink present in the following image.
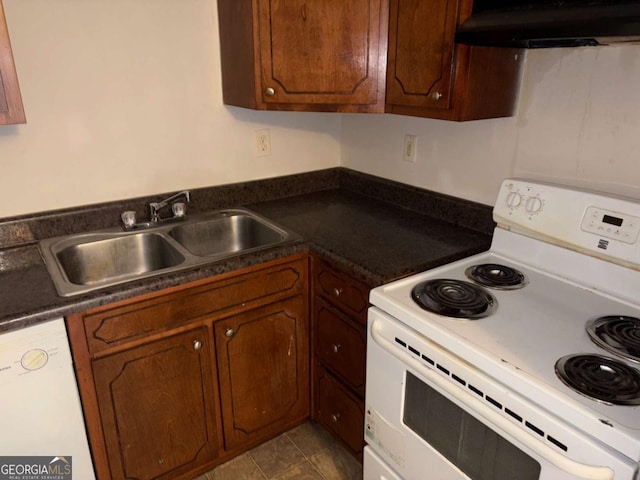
[55,233,185,286]
[39,208,300,297]
[169,213,287,257]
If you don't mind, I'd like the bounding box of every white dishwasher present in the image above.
[0,318,95,479]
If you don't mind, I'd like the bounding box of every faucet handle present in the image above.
[172,202,187,218]
[121,211,137,229]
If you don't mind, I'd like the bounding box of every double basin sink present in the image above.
[39,208,301,297]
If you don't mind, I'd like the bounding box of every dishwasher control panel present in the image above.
[0,318,69,383]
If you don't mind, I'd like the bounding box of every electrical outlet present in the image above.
[255,129,272,156]
[403,134,417,163]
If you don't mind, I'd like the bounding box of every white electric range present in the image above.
[364,178,640,480]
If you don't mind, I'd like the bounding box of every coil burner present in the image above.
[587,316,640,364]
[465,263,527,290]
[555,354,640,406]
[411,279,497,319]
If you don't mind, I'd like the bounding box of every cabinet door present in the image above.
[0,0,25,124]
[256,0,387,111]
[92,327,218,480]
[386,0,460,110]
[216,295,309,451]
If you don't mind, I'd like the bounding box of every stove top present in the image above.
[371,246,640,460]
[370,178,640,462]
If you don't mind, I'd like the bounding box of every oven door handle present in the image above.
[370,321,615,480]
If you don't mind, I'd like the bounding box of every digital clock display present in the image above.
[602,214,623,227]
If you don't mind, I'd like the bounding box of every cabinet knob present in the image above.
[225,328,235,338]
[333,287,343,297]
[331,413,341,423]
[193,340,202,350]
[331,344,341,353]
[431,91,443,101]
[265,87,275,97]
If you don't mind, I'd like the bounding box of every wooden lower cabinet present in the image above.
[92,327,218,480]
[216,295,309,451]
[317,369,365,455]
[67,255,310,480]
[311,257,370,460]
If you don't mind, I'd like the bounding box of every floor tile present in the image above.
[202,422,362,480]
[309,445,362,480]
[286,422,336,457]
[248,433,307,478]
[207,454,265,480]
[271,460,325,480]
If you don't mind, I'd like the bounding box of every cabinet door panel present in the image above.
[258,0,385,106]
[318,369,365,454]
[0,1,25,124]
[92,327,217,480]
[84,259,305,354]
[386,0,458,109]
[314,259,369,324]
[316,299,366,395]
[216,296,309,450]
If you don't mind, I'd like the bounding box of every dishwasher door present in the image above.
[0,318,95,480]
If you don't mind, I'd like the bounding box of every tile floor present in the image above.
[195,421,362,480]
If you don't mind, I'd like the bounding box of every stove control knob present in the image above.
[525,196,543,214]
[505,192,522,209]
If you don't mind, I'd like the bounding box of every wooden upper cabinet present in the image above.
[386,0,523,121]
[386,0,459,111]
[217,0,522,120]
[0,0,25,125]
[218,0,388,112]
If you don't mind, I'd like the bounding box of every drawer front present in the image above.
[318,370,365,454]
[83,257,307,354]
[313,259,369,323]
[316,300,366,395]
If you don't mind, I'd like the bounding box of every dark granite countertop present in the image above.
[0,168,493,332]
[246,190,490,286]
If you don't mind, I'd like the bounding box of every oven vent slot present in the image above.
[392,335,569,454]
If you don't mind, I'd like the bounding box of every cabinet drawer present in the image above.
[83,257,306,354]
[318,370,365,454]
[316,300,365,396]
[313,259,369,323]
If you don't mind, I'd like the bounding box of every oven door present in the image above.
[364,307,638,480]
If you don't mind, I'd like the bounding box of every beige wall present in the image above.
[0,0,341,218]
[341,46,640,206]
[2,1,639,218]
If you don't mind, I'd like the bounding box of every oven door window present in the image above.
[404,371,541,480]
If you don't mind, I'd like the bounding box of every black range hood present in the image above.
[456,0,640,48]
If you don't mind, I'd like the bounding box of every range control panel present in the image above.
[493,178,640,268]
[580,207,640,244]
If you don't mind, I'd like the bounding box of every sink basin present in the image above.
[169,212,287,257]
[55,233,185,286]
[39,208,300,297]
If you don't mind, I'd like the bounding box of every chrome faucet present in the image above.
[149,190,191,222]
